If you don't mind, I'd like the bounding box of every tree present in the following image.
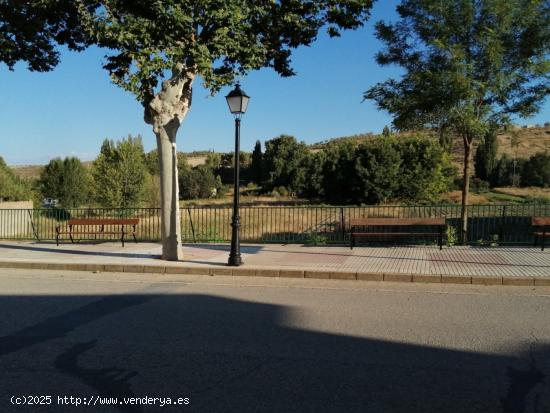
[250,140,263,185]
[300,151,326,200]
[38,158,65,200]
[38,157,89,207]
[355,137,401,204]
[262,135,309,193]
[74,0,373,260]
[319,141,360,204]
[179,165,218,200]
[62,157,89,207]
[0,157,33,202]
[522,153,550,187]
[474,129,499,184]
[397,136,455,202]
[91,136,147,208]
[144,150,160,176]
[0,0,94,71]
[364,0,550,242]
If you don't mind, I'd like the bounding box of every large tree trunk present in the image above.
[145,66,194,261]
[461,135,473,245]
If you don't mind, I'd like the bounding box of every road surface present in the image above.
[0,268,549,412]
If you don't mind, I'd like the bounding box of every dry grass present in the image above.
[492,186,550,200]
[186,156,208,167]
[448,126,550,171]
[440,191,491,205]
[180,194,310,207]
[11,161,93,180]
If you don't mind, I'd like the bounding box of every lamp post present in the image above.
[225,83,250,266]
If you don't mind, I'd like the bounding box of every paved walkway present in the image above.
[0,241,549,284]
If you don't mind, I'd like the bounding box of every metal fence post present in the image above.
[340,207,346,242]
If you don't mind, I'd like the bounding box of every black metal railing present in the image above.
[0,203,549,245]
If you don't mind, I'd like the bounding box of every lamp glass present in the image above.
[225,84,250,115]
[226,95,243,114]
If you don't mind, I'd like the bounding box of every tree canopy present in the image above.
[364,0,550,240]
[77,0,374,102]
[0,157,33,202]
[38,157,89,207]
[365,0,550,133]
[0,0,94,71]
[91,136,148,208]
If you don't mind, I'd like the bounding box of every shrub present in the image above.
[522,153,550,187]
[0,157,34,202]
[470,178,490,194]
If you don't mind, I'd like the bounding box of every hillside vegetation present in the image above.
[12,126,549,179]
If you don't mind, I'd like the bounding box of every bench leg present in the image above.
[69,234,74,244]
[543,231,546,252]
[350,234,354,250]
[121,233,125,248]
[56,234,59,247]
[439,227,443,250]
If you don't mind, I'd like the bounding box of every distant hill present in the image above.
[10,125,549,179]
[11,161,93,180]
[310,125,550,170]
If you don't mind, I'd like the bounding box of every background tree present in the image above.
[91,136,147,208]
[179,165,219,200]
[492,154,515,188]
[76,0,374,260]
[397,136,455,203]
[38,158,65,200]
[355,137,401,204]
[205,153,222,171]
[144,150,160,176]
[474,129,499,184]
[522,153,550,188]
[320,142,360,204]
[365,0,550,242]
[250,140,263,186]
[38,157,89,207]
[59,157,89,207]
[262,135,309,193]
[0,157,33,202]
[300,151,327,200]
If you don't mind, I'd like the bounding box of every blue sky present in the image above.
[1,0,549,165]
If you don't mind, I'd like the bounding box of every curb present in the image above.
[0,260,546,287]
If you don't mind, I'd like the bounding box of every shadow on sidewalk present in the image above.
[0,242,159,259]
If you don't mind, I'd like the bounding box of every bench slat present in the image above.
[351,232,441,236]
[532,217,550,226]
[58,232,125,235]
[350,218,445,226]
[67,218,139,226]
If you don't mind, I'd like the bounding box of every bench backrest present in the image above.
[532,217,550,226]
[350,218,445,226]
[67,218,139,226]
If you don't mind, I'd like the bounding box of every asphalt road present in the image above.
[0,268,549,413]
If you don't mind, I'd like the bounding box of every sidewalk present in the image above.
[0,241,549,286]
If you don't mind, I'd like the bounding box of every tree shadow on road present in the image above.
[0,292,547,413]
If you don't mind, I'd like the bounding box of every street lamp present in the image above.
[225,83,250,266]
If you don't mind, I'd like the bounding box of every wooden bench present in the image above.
[56,218,139,247]
[350,218,446,250]
[532,217,550,251]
